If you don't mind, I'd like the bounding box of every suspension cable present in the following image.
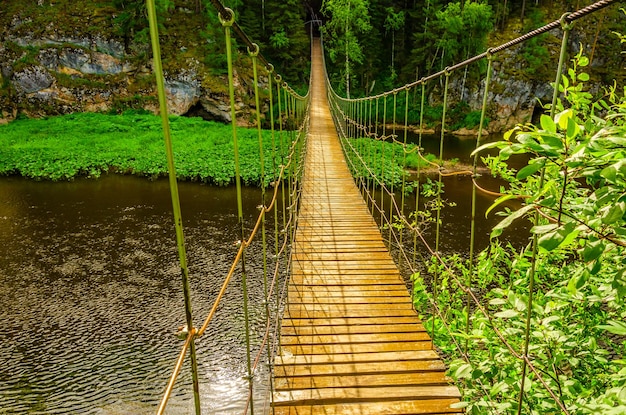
[145,1,201,413]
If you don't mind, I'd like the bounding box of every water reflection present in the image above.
[0,176,275,414]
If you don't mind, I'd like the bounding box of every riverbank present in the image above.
[0,112,290,185]
[1,112,461,186]
[383,123,490,137]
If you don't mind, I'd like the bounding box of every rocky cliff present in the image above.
[0,2,261,125]
[431,12,625,134]
[0,2,623,131]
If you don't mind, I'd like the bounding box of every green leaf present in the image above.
[541,134,564,152]
[578,56,590,67]
[531,223,558,235]
[495,309,518,318]
[556,109,573,130]
[485,194,520,218]
[561,74,570,91]
[516,160,545,180]
[540,115,556,134]
[602,201,626,225]
[597,320,626,336]
[450,401,470,409]
[567,270,588,293]
[538,222,577,252]
[600,166,617,182]
[490,204,534,239]
[582,240,606,262]
[470,141,502,157]
[577,72,590,82]
[455,363,473,379]
[566,117,580,140]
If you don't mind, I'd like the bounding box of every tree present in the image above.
[263,0,310,84]
[433,1,493,70]
[384,7,405,79]
[112,0,173,46]
[321,0,372,98]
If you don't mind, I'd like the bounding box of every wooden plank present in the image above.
[288,295,412,304]
[275,350,439,365]
[279,342,433,355]
[274,373,453,392]
[292,252,394,261]
[281,316,422,326]
[292,263,401,272]
[273,385,461,405]
[283,308,418,319]
[290,282,401,288]
[271,399,463,414]
[279,332,433,345]
[274,359,447,378]
[291,267,402,275]
[280,323,427,336]
[285,303,414,311]
[288,286,409,295]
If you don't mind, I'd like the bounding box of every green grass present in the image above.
[0,111,290,185]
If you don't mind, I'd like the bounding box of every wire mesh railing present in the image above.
[325,0,624,413]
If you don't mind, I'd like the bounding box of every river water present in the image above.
[0,176,279,414]
[0,133,531,414]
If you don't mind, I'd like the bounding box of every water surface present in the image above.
[0,176,278,414]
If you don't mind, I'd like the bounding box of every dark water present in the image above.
[406,132,482,163]
[370,173,530,257]
[375,131,531,253]
[0,176,281,414]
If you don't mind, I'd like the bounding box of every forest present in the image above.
[317,0,624,96]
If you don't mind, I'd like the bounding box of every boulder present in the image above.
[59,48,126,75]
[12,66,53,94]
[165,79,200,115]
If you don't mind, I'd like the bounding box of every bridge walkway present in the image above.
[271,39,462,415]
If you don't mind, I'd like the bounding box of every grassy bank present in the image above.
[0,112,293,185]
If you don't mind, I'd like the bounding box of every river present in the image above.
[0,176,278,414]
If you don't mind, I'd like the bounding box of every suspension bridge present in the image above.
[270,39,462,414]
[145,0,622,414]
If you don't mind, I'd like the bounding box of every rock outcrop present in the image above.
[0,7,253,125]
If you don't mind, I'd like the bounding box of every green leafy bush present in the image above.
[0,112,289,185]
[415,51,626,413]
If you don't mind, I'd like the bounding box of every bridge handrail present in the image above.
[145,0,311,413]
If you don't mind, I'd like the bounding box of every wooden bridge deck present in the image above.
[271,40,462,414]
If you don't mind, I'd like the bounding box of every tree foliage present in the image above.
[416,49,626,414]
[321,0,373,97]
[112,0,174,45]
